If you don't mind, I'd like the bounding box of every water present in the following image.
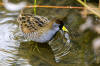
[0,0,100,66]
[48,31,71,63]
[0,10,71,66]
[0,10,98,66]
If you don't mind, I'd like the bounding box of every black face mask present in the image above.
[55,19,64,30]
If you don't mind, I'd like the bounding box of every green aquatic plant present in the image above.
[33,0,41,53]
[34,0,37,15]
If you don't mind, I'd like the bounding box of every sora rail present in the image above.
[17,12,64,43]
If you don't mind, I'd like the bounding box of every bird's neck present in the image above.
[46,20,56,29]
[45,20,60,31]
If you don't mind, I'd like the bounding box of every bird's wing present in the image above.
[18,14,49,33]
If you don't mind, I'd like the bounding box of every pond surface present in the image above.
[0,10,72,66]
[0,0,100,66]
[0,11,98,66]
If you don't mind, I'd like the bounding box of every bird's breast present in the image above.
[36,28,59,43]
[23,27,59,43]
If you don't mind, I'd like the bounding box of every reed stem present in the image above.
[34,0,37,15]
[77,0,100,18]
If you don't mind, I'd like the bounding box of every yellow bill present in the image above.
[62,26,69,32]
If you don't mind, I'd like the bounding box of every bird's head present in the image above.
[51,17,68,32]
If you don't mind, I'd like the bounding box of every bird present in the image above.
[17,11,67,43]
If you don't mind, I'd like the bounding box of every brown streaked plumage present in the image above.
[17,12,63,43]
